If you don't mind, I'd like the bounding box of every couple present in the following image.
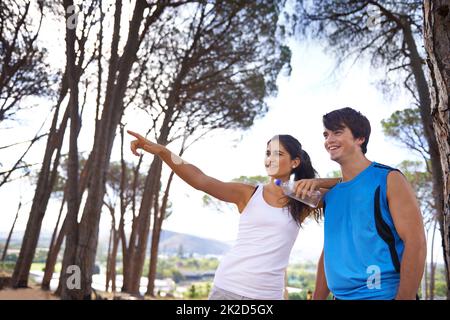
[127,107,426,300]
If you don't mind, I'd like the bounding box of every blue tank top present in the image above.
[323,162,404,300]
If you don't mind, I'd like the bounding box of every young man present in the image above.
[313,107,426,300]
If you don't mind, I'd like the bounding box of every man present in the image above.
[313,107,426,300]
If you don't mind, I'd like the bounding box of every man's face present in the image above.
[323,125,365,163]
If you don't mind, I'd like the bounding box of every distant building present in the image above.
[180,270,215,281]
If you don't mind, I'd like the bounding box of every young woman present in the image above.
[127,130,338,300]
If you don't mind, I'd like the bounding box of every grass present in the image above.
[30,262,62,273]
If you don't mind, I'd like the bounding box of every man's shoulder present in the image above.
[371,162,399,172]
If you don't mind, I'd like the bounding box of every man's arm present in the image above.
[313,249,330,300]
[294,178,341,198]
[387,171,427,300]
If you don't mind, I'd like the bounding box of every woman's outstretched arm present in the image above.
[127,130,255,212]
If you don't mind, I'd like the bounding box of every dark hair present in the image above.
[322,107,371,154]
[268,135,322,226]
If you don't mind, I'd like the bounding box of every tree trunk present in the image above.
[1,201,21,262]
[430,218,438,299]
[403,14,448,296]
[41,194,66,290]
[63,0,164,299]
[11,75,69,288]
[42,219,67,291]
[124,27,197,292]
[123,109,177,295]
[121,157,144,292]
[146,171,175,296]
[105,206,120,293]
[112,125,127,294]
[105,215,114,292]
[110,231,120,293]
[42,153,92,291]
[60,0,81,299]
[424,0,450,299]
[423,225,429,299]
[126,158,163,294]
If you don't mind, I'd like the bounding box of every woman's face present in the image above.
[265,138,300,178]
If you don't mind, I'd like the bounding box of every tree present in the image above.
[59,0,196,300]
[296,0,447,296]
[423,0,450,299]
[0,0,56,188]
[104,126,146,293]
[326,170,342,179]
[41,155,91,291]
[1,200,21,263]
[397,160,437,299]
[122,0,292,295]
[11,0,98,288]
[0,0,54,123]
[58,0,83,300]
[382,107,441,299]
[382,108,429,166]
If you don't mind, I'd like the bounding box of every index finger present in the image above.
[127,130,145,140]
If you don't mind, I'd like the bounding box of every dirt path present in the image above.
[0,287,60,300]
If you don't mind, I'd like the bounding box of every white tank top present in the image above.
[213,184,300,299]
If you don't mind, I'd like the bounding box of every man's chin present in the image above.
[329,154,341,162]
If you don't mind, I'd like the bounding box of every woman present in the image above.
[127,130,338,300]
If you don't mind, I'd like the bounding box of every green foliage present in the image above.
[435,281,447,298]
[381,108,435,220]
[288,292,304,300]
[231,175,269,185]
[397,160,434,217]
[184,282,212,299]
[0,262,15,272]
[381,108,428,158]
[2,253,18,262]
[135,1,294,136]
[30,262,61,273]
[433,264,449,299]
[0,0,56,124]
[202,175,269,211]
[177,244,184,259]
[140,256,219,284]
[188,284,197,298]
[33,249,49,263]
[326,170,341,178]
[295,1,423,98]
[286,262,317,300]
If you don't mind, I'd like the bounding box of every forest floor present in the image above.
[0,270,175,300]
[0,286,60,300]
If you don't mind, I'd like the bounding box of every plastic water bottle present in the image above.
[274,179,322,208]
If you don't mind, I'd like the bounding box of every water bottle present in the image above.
[274,179,322,208]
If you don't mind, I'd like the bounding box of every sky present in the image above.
[0,4,443,265]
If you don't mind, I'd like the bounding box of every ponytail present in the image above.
[289,149,322,226]
[288,149,322,226]
[268,135,323,226]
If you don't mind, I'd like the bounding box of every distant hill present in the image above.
[157,230,231,255]
[0,229,231,256]
[0,231,52,249]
